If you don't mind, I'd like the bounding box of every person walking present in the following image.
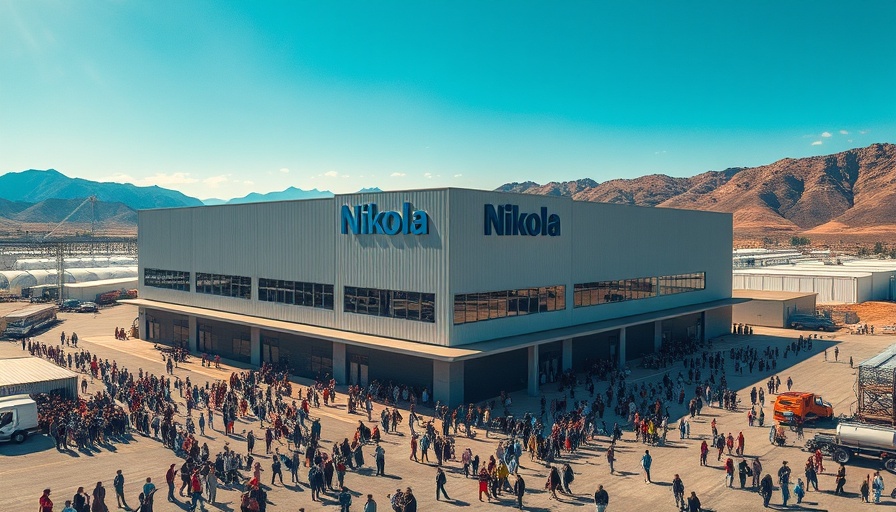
[90,482,107,512]
[793,478,805,504]
[725,458,734,487]
[513,474,525,510]
[436,467,450,501]
[737,459,750,489]
[835,464,847,495]
[760,473,774,508]
[271,455,284,485]
[142,478,156,512]
[641,449,653,484]
[594,484,609,512]
[113,470,130,510]
[40,489,54,512]
[778,461,791,506]
[672,474,685,511]
[363,494,376,512]
[606,445,616,474]
[699,440,708,466]
[188,469,205,512]
[478,468,491,502]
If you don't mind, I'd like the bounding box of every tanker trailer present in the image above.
[807,421,896,473]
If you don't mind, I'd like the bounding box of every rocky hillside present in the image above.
[497,143,896,237]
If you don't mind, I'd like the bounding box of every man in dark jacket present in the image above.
[738,459,751,489]
[760,473,774,508]
[435,467,450,501]
[513,474,525,510]
[594,484,609,512]
[403,488,417,512]
[672,474,685,510]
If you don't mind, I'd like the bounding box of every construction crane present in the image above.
[42,196,97,301]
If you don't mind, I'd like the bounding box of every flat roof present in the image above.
[0,357,79,387]
[65,277,137,289]
[732,290,817,301]
[859,344,896,369]
[734,267,872,278]
[124,297,743,362]
[3,304,57,320]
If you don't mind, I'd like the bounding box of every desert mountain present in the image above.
[0,169,203,210]
[497,143,896,237]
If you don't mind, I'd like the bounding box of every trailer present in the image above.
[806,421,896,473]
[0,357,79,399]
[857,345,896,425]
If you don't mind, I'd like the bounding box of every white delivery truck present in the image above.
[0,394,41,444]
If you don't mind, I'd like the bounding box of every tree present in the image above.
[873,242,885,254]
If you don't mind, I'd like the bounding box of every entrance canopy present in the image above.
[123,298,743,363]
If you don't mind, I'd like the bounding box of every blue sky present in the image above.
[1,1,894,200]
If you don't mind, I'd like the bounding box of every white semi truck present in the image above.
[0,394,41,444]
[807,421,896,473]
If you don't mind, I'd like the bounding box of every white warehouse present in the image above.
[734,260,896,304]
[130,188,735,405]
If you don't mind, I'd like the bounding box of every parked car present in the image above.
[788,314,838,331]
[77,302,98,313]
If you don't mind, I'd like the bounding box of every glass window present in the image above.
[343,287,434,323]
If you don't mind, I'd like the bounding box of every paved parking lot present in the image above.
[2,303,894,511]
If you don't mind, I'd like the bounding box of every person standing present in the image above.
[752,458,763,489]
[141,478,156,512]
[672,474,685,511]
[91,482,106,512]
[205,468,217,505]
[725,458,734,488]
[699,440,708,466]
[165,464,176,502]
[793,478,805,504]
[436,467,450,501]
[861,474,871,503]
[188,469,205,512]
[594,484,609,512]
[113,470,130,510]
[686,492,701,512]
[737,458,750,489]
[777,461,791,506]
[363,494,376,512]
[873,471,885,503]
[271,455,284,485]
[338,489,352,512]
[641,449,653,484]
[760,473,774,508]
[513,474,525,510]
[606,445,616,474]
[403,488,417,512]
[39,489,54,512]
[374,443,386,476]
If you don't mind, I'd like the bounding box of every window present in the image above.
[574,272,704,308]
[343,286,435,323]
[453,285,566,325]
[196,273,251,299]
[144,268,190,292]
[258,278,334,310]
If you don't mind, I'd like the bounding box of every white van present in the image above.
[0,394,41,443]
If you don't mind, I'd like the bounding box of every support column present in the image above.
[332,341,346,384]
[138,309,146,340]
[654,320,663,352]
[618,327,627,367]
[528,345,540,396]
[562,338,573,371]
[188,315,198,351]
[250,326,261,366]
[433,360,465,407]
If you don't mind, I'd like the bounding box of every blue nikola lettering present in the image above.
[341,202,429,235]
[484,204,561,236]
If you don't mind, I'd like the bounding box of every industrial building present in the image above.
[731,290,817,328]
[734,260,896,304]
[0,357,79,398]
[129,188,735,405]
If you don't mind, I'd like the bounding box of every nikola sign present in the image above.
[341,202,429,235]
[484,204,561,236]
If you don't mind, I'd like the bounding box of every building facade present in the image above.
[133,188,734,405]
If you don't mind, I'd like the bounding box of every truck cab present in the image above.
[0,395,41,444]
[773,391,833,424]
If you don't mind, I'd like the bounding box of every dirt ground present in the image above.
[825,301,896,328]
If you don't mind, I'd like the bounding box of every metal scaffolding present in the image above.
[858,344,896,425]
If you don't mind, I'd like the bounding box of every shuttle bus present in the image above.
[2,304,58,338]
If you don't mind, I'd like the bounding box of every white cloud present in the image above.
[839,130,849,135]
[848,139,853,143]
[811,141,823,146]
[99,173,137,184]
[324,171,339,177]
[424,172,433,179]
[390,172,406,177]
[859,130,868,135]
[279,168,290,174]
[203,174,231,187]
[821,132,832,138]
[453,174,463,178]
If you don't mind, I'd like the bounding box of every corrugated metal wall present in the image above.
[0,377,78,399]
